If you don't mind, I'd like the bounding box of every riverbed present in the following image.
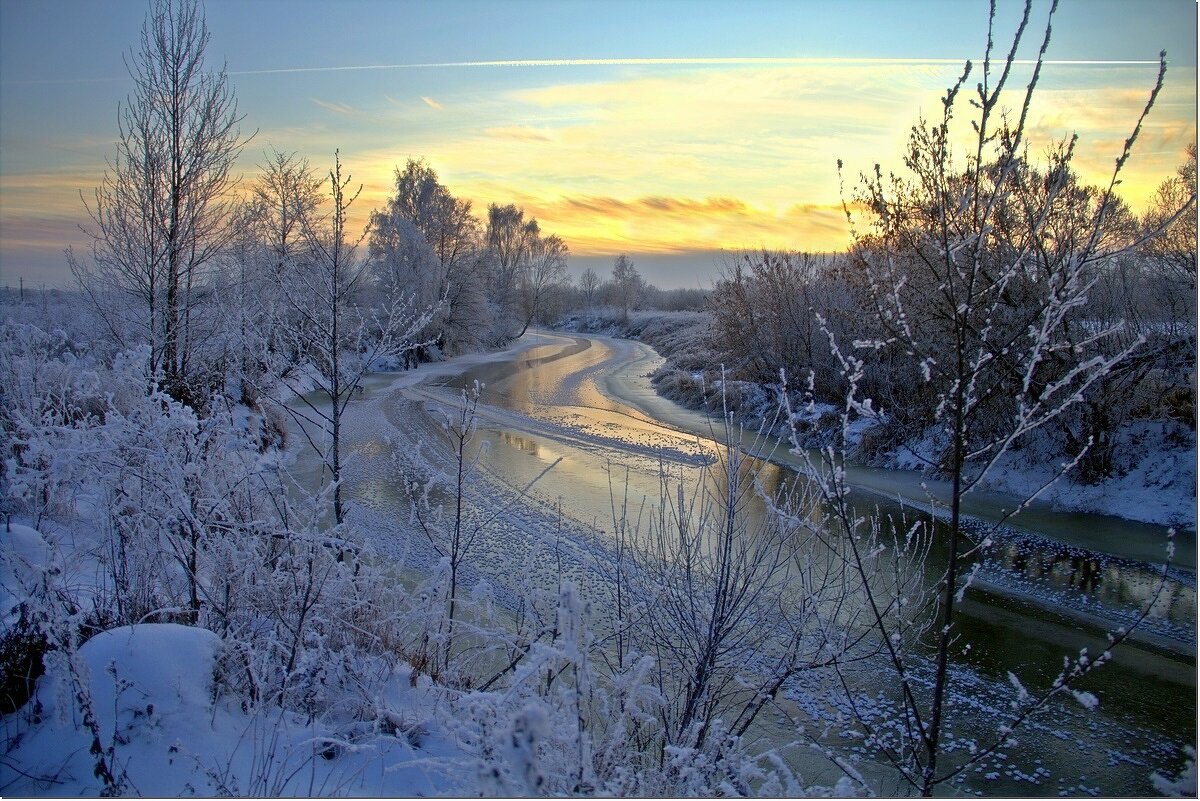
[318,331,1195,796]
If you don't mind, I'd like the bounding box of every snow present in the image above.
[4,323,1194,798]
[0,523,51,620]
[1152,746,1198,797]
[1,623,472,796]
[973,422,1196,529]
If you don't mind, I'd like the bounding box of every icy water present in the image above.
[325,332,1196,796]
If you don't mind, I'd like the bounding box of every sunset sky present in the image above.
[1,0,1195,289]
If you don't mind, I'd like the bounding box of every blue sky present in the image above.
[1,0,1195,288]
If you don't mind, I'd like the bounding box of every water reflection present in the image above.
[986,542,1195,624]
[342,333,1195,796]
[500,431,541,455]
[440,334,1197,630]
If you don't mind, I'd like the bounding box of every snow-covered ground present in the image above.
[0,509,479,797]
[1,621,473,796]
[973,423,1196,529]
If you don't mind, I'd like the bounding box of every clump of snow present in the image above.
[0,523,51,618]
[790,401,837,426]
[1152,745,1198,797]
[1070,689,1100,710]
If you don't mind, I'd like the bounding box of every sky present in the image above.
[0,0,1195,290]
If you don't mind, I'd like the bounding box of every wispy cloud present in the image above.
[421,96,444,110]
[483,126,553,143]
[309,98,355,116]
[500,192,853,255]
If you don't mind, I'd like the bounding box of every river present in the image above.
[323,331,1195,796]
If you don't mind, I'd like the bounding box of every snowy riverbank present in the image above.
[559,310,1197,532]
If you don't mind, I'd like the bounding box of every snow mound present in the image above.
[74,624,221,734]
[0,523,52,610]
[2,623,468,796]
[2,624,222,795]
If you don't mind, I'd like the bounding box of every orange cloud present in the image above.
[504,193,853,256]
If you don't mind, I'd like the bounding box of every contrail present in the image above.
[227,56,1161,76]
[1,56,1164,85]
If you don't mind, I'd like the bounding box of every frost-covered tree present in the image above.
[610,254,642,322]
[586,399,875,774]
[217,149,324,406]
[369,160,491,356]
[267,152,432,524]
[485,204,540,336]
[518,233,570,335]
[248,149,324,280]
[69,0,245,406]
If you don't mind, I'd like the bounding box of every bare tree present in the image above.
[592,392,876,773]
[267,152,432,524]
[518,233,570,336]
[801,0,1185,794]
[710,250,846,390]
[400,382,562,679]
[1143,142,1198,293]
[249,149,324,280]
[579,267,600,309]
[70,0,245,404]
[486,204,539,336]
[217,150,325,403]
[610,254,642,322]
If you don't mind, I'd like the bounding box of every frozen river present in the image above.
[320,332,1195,796]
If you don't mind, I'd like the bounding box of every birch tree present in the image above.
[518,233,570,336]
[486,204,539,336]
[70,0,245,405]
[610,254,642,322]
